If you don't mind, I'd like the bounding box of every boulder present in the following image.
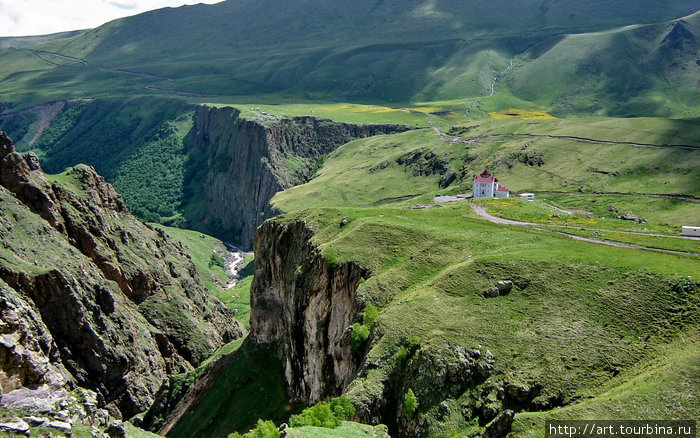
[48,420,73,435]
[0,418,29,435]
[483,287,500,298]
[496,280,513,295]
[618,211,646,223]
[0,131,14,159]
[438,401,450,419]
[23,416,49,427]
[0,387,67,413]
[439,169,457,189]
[105,420,127,438]
[505,383,531,403]
[483,409,515,438]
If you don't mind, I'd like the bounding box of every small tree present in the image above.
[363,302,378,327]
[289,402,341,428]
[404,388,418,418]
[395,345,408,363]
[350,323,370,351]
[330,396,356,420]
[322,247,339,268]
[247,419,280,438]
[227,419,279,438]
[208,252,225,269]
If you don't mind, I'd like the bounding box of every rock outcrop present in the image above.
[183,106,411,248]
[0,132,243,418]
[250,219,368,403]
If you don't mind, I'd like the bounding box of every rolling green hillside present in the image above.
[0,1,698,437]
[273,117,700,211]
[0,0,697,114]
[261,115,699,436]
[157,115,698,437]
[170,163,698,437]
[0,30,86,49]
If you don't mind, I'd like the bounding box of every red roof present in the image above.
[473,169,496,183]
[497,186,510,192]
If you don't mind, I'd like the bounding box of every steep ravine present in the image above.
[145,218,369,436]
[183,106,411,249]
[0,132,243,420]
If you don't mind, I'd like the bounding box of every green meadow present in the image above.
[257,111,699,435]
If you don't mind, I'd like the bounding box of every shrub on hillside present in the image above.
[404,388,418,418]
[209,253,225,269]
[350,323,370,351]
[363,302,378,327]
[330,396,356,420]
[395,345,409,363]
[322,247,339,268]
[289,402,341,428]
[289,396,356,429]
[227,419,279,438]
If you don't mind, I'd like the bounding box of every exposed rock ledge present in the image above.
[250,219,368,403]
[0,132,243,418]
[183,106,412,248]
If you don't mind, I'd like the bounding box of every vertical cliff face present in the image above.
[183,106,411,249]
[250,220,367,403]
[0,132,243,418]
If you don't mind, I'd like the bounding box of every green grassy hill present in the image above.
[0,30,86,49]
[0,0,697,114]
[259,115,700,436]
[274,117,700,210]
[160,115,698,437]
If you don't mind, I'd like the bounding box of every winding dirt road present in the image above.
[21,49,174,81]
[469,204,699,255]
[433,127,700,150]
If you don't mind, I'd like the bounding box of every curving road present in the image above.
[21,48,174,81]
[433,127,700,150]
[469,204,699,255]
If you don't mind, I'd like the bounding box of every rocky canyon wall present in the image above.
[249,219,368,404]
[183,106,411,249]
[0,132,243,419]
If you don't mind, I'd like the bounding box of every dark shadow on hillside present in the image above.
[151,339,297,438]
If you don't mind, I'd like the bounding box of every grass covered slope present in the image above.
[266,205,697,436]
[274,117,700,212]
[265,115,699,436]
[154,224,255,328]
[0,1,697,115]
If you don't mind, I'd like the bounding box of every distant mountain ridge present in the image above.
[0,0,697,113]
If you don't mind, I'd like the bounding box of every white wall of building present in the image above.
[681,226,700,237]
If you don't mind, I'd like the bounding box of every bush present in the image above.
[404,389,418,418]
[289,402,341,428]
[289,397,355,430]
[329,396,356,420]
[322,247,339,268]
[209,253,225,269]
[363,302,378,327]
[350,323,370,351]
[247,420,280,438]
[395,345,408,363]
[406,336,421,353]
[228,419,280,438]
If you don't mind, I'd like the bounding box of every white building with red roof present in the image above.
[473,169,510,198]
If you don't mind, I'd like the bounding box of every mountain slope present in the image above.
[0,0,697,113]
[151,115,699,437]
[0,131,243,418]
